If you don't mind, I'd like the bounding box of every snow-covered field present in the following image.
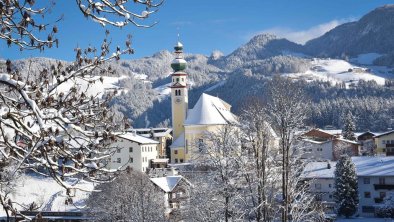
[285,58,392,86]
[54,75,129,98]
[0,173,94,215]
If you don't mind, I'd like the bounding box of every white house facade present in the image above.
[108,132,159,172]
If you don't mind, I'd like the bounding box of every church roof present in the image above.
[184,93,237,126]
[170,132,185,148]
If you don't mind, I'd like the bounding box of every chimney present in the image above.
[327,161,331,169]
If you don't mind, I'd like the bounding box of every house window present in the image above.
[174,150,178,155]
[329,195,332,199]
[130,157,133,163]
[198,139,204,152]
[129,147,133,152]
[117,149,121,153]
[185,139,188,154]
[329,184,332,188]
[175,158,178,163]
[379,177,386,185]
[176,78,179,82]
[117,158,121,163]
[364,178,370,184]
[315,194,322,201]
[383,140,386,145]
[315,183,321,190]
[180,159,184,163]
[380,192,386,199]
[364,192,371,198]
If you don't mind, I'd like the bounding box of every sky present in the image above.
[1,0,393,61]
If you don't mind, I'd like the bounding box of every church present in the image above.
[169,41,238,163]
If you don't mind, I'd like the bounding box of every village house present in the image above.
[302,156,394,217]
[357,131,376,156]
[130,128,173,158]
[150,175,192,220]
[107,132,159,172]
[374,130,394,156]
[301,128,360,160]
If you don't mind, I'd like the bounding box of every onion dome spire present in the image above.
[171,41,187,72]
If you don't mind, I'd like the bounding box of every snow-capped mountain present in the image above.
[305,5,394,63]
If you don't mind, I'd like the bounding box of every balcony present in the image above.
[374,184,394,190]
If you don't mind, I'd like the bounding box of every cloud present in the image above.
[250,18,357,44]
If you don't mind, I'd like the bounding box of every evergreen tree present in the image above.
[342,111,356,141]
[334,155,359,218]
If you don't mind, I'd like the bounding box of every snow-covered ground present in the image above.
[0,173,94,215]
[53,75,129,98]
[285,58,392,86]
[154,83,171,96]
[205,80,226,92]
[350,53,382,65]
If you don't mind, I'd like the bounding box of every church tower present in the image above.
[170,41,188,139]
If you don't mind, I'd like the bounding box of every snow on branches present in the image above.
[1,0,163,50]
[0,34,134,218]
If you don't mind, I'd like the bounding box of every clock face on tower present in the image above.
[175,98,181,103]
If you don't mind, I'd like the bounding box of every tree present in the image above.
[1,0,163,50]
[376,192,394,218]
[266,75,309,222]
[0,0,163,220]
[240,98,281,221]
[333,155,359,218]
[86,168,167,222]
[342,111,356,141]
[185,125,245,222]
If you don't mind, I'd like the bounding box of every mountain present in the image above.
[305,5,394,58]
[213,33,304,70]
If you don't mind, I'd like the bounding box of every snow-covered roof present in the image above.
[320,129,342,135]
[335,137,359,145]
[302,157,394,179]
[184,93,237,126]
[116,132,159,144]
[150,175,184,193]
[170,132,185,148]
[374,130,394,138]
[301,138,332,145]
[353,156,394,177]
[152,158,169,163]
[302,161,336,179]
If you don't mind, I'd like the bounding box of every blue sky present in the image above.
[1,0,393,61]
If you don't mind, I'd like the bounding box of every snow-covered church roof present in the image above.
[184,93,237,126]
[171,132,185,148]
